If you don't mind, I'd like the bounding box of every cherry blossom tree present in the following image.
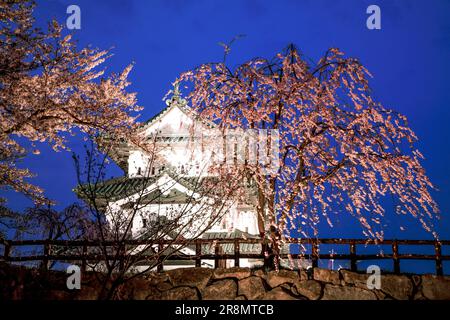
[0,0,141,204]
[175,44,439,243]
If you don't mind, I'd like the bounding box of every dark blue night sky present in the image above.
[2,1,450,270]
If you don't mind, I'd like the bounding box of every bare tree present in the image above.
[0,205,20,240]
[12,203,95,269]
[72,134,243,300]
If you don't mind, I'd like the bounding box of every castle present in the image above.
[85,85,266,269]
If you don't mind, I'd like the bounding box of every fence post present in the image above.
[81,243,87,272]
[157,242,163,272]
[311,239,319,268]
[350,241,357,272]
[214,243,220,269]
[392,240,400,274]
[195,240,201,268]
[434,241,443,276]
[234,239,240,267]
[41,240,50,271]
[3,241,10,262]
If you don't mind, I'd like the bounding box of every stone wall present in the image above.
[1,263,450,300]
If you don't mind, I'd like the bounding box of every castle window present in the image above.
[142,218,147,228]
[137,167,142,175]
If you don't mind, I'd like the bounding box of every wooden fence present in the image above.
[1,238,449,275]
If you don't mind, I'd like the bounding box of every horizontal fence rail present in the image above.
[1,238,449,275]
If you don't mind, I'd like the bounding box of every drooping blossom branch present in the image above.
[175,44,439,241]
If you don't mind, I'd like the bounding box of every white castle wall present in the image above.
[106,103,261,269]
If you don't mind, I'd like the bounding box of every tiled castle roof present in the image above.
[74,167,218,203]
